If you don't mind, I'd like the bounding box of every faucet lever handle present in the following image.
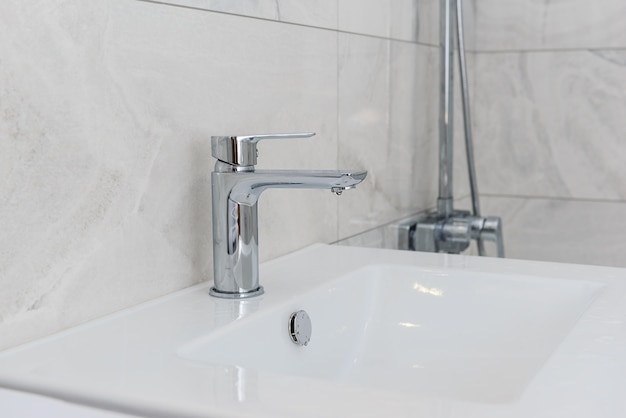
[211,132,315,167]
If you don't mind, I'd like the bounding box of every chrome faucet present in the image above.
[210,132,367,299]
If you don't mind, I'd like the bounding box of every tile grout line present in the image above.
[470,46,626,54]
[480,194,626,204]
[135,0,439,47]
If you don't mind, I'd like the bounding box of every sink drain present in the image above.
[288,310,312,346]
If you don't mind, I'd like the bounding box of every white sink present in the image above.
[178,264,603,403]
[0,244,621,418]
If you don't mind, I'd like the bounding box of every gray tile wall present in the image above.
[472,0,626,266]
[0,0,439,349]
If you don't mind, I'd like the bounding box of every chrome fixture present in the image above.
[288,310,312,346]
[399,0,504,257]
[210,132,367,299]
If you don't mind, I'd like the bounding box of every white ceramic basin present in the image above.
[178,264,603,403]
[0,244,621,418]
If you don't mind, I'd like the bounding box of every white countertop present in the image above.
[0,386,137,418]
[0,244,625,417]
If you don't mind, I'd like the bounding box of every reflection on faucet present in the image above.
[210,133,367,299]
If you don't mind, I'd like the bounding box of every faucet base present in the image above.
[209,286,265,299]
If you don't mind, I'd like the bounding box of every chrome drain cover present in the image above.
[288,310,312,346]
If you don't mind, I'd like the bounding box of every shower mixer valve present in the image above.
[398,211,505,257]
[395,0,505,258]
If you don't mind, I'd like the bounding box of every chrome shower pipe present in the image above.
[455,0,486,255]
[456,0,478,217]
[437,0,455,218]
[397,0,504,258]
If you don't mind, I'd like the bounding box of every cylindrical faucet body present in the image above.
[211,169,262,298]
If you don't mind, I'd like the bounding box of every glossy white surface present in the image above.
[0,244,624,417]
[179,265,602,403]
[0,387,137,418]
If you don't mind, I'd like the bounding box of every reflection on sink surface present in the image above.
[178,264,604,403]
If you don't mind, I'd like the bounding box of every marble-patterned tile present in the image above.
[335,226,387,249]
[338,0,433,43]
[390,0,418,42]
[335,219,403,250]
[411,0,474,48]
[0,0,158,348]
[0,0,338,350]
[460,0,476,51]
[337,33,391,238]
[474,0,626,51]
[155,0,437,44]
[415,0,440,46]
[473,49,626,200]
[338,0,389,38]
[480,196,626,268]
[138,0,338,30]
[100,2,341,263]
[390,41,440,212]
[390,0,473,48]
[337,33,439,239]
[265,0,337,29]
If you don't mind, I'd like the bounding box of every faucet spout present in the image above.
[228,169,367,205]
[211,164,367,299]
